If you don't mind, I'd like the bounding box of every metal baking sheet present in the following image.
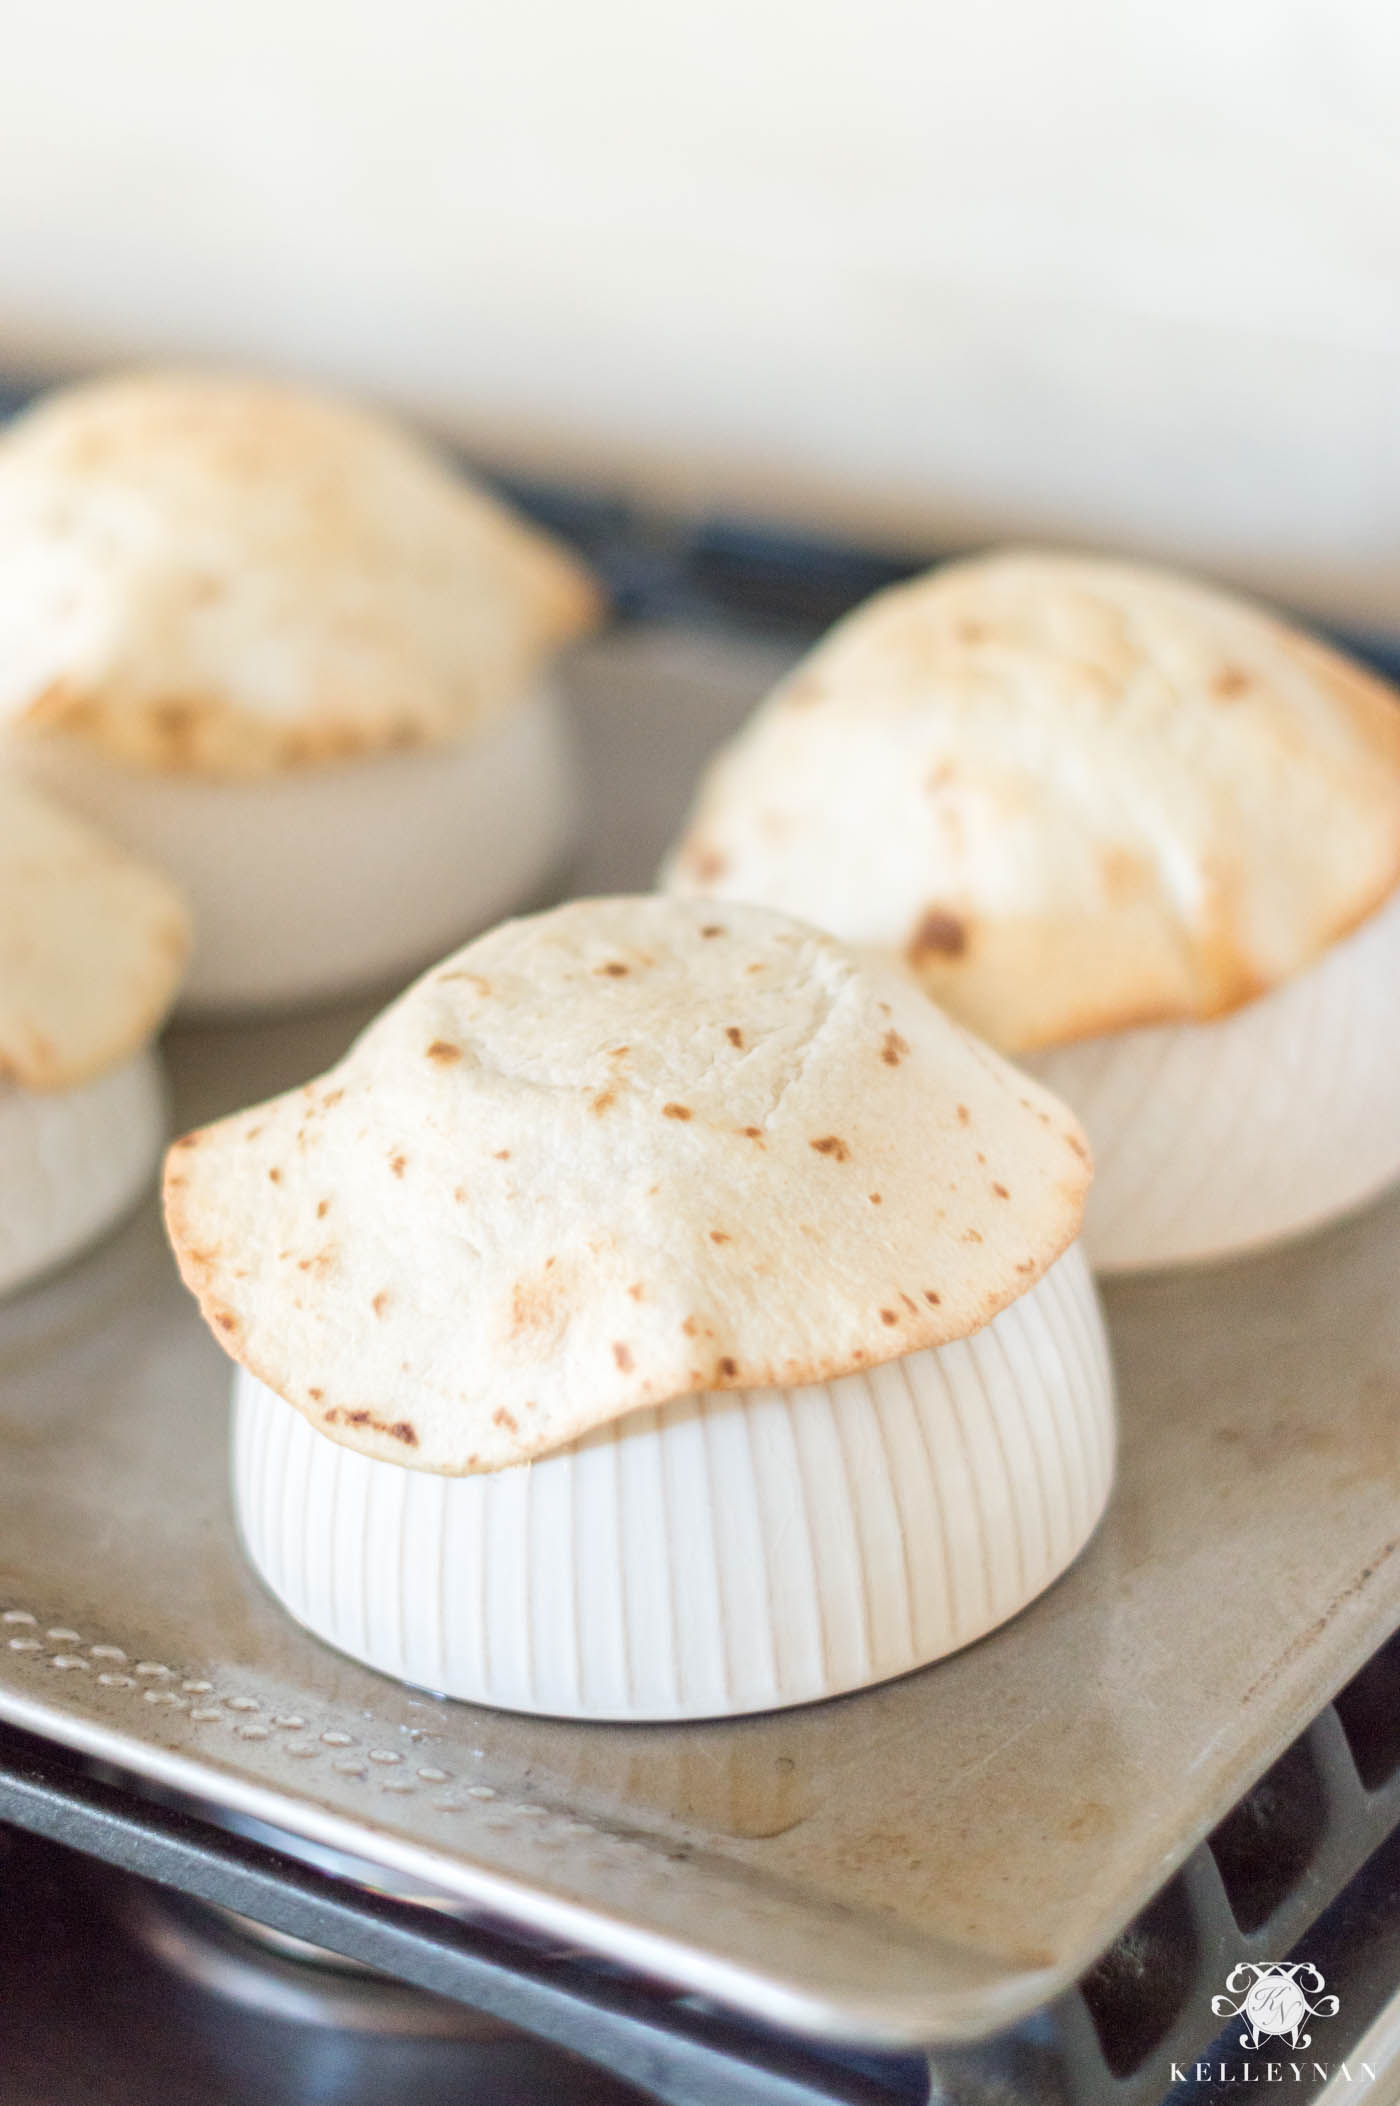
[3,620,1400,2051]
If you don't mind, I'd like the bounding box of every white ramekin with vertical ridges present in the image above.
[0,1049,166,1297]
[231,1240,1114,1722]
[1029,883,1400,1274]
[13,679,576,1015]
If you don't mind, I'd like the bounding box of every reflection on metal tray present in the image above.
[2,620,1400,2066]
[0,1819,651,2106]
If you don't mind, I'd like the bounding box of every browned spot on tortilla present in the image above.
[591,1088,617,1116]
[725,1026,744,1049]
[371,1291,390,1318]
[881,1029,909,1066]
[879,1309,899,1326]
[613,1342,634,1372]
[322,1088,344,1110]
[710,1229,732,1244]
[494,1148,511,1160]
[152,698,197,741]
[924,1289,941,1305]
[869,1192,882,1205]
[492,1407,518,1433]
[510,1273,564,1340]
[438,971,492,995]
[687,844,729,883]
[1066,1132,1089,1160]
[963,1228,984,1244]
[700,924,727,939]
[718,1356,739,1380]
[1212,663,1252,699]
[956,1104,971,1125]
[1016,1260,1035,1274]
[426,1039,462,1063]
[742,1125,764,1140]
[627,1282,644,1301]
[1099,843,1151,901]
[992,1182,1010,1199]
[810,1135,850,1161]
[173,1132,200,1151]
[453,1185,467,1203]
[976,1151,987,1165]
[214,1311,238,1333]
[663,1102,693,1121]
[23,676,75,725]
[388,1153,407,1177]
[682,1316,700,1337]
[316,1198,330,1219]
[308,1387,323,1401]
[267,1167,282,1184]
[243,1124,264,1142]
[325,1407,413,1446]
[595,960,630,977]
[907,908,968,962]
[607,1044,630,1059]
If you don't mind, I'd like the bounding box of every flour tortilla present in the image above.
[165,896,1090,1472]
[0,775,189,1089]
[665,550,1400,1052]
[0,370,602,776]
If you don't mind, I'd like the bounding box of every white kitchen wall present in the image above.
[0,0,1397,616]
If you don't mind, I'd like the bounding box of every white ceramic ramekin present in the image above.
[12,681,576,1015]
[231,1241,1113,1722]
[1028,883,1400,1274]
[0,1050,166,1297]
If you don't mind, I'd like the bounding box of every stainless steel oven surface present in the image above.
[4,527,1400,2106]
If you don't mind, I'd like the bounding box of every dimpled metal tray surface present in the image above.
[3,621,1400,2052]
